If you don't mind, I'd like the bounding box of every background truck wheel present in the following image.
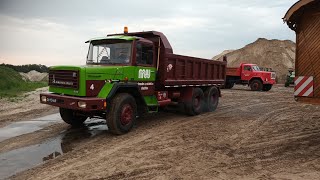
[204,86,219,112]
[224,82,234,89]
[185,88,204,116]
[59,108,87,126]
[263,84,273,91]
[285,82,289,87]
[106,93,137,135]
[250,80,263,91]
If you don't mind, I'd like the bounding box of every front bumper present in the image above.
[263,79,276,85]
[40,93,106,111]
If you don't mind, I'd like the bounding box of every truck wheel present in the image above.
[59,108,87,126]
[185,88,204,116]
[250,80,263,91]
[204,86,219,112]
[106,93,137,135]
[225,82,234,89]
[263,84,272,91]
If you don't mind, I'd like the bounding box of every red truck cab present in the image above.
[225,63,276,91]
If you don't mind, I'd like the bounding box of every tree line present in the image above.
[0,63,49,73]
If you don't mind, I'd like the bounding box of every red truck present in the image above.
[224,63,276,91]
[40,28,227,134]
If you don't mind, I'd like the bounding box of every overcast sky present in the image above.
[0,0,296,66]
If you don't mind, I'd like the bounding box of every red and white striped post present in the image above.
[294,76,314,97]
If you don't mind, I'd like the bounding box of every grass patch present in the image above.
[0,66,48,98]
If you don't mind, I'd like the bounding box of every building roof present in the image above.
[283,0,315,21]
[283,0,318,30]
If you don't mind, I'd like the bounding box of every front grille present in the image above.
[49,70,79,89]
[271,72,276,79]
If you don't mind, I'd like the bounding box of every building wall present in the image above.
[296,6,320,99]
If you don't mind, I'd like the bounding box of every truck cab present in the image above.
[240,63,276,84]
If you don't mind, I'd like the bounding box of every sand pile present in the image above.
[213,38,295,83]
[20,70,48,82]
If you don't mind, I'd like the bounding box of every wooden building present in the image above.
[283,0,320,103]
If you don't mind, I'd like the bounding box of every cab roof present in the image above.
[85,35,138,43]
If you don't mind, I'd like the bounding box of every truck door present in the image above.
[242,65,252,81]
[134,41,156,96]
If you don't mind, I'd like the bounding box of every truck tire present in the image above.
[106,93,137,135]
[185,88,204,116]
[263,84,272,91]
[250,80,263,91]
[59,108,87,126]
[204,86,219,112]
[285,82,289,87]
[224,82,234,89]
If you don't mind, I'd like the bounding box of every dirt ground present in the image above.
[4,84,320,180]
[0,87,58,128]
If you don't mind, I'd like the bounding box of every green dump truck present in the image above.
[40,29,226,134]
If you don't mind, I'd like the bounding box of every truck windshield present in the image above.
[86,42,132,64]
[252,65,260,71]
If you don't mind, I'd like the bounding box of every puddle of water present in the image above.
[0,135,64,179]
[0,113,62,142]
[0,119,108,179]
[32,113,62,121]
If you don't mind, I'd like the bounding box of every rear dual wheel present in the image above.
[185,87,219,115]
[185,88,204,116]
[224,82,234,89]
[204,86,219,112]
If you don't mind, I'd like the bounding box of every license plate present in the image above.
[47,98,57,103]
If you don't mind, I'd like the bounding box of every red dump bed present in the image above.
[158,53,227,86]
[226,67,241,77]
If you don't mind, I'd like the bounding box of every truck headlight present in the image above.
[41,96,47,102]
[78,101,87,108]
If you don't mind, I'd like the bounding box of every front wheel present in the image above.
[263,84,273,91]
[106,93,137,135]
[250,80,263,91]
[59,108,87,126]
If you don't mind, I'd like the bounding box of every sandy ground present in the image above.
[0,87,58,127]
[3,84,320,179]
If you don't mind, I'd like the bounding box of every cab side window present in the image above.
[136,43,153,65]
[244,66,251,71]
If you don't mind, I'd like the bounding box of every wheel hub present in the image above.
[211,94,217,104]
[120,104,133,126]
[194,96,201,108]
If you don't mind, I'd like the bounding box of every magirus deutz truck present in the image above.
[40,28,227,134]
